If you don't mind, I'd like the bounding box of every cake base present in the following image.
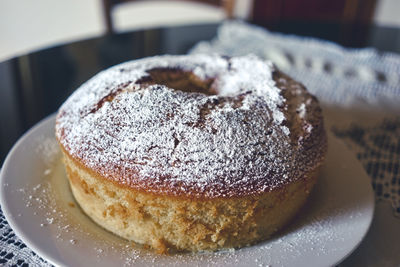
[63,150,319,253]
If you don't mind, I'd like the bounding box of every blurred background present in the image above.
[1,0,400,61]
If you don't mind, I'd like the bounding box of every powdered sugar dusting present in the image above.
[297,103,307,119]
[56,55,324,198]
[36,136,59,166]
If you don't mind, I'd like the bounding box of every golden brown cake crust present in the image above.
[61,145,320,252]
[56,55,327,199]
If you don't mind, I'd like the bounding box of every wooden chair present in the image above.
[252,0,377,25]
[251,0,378,47]
[102,0,236,34]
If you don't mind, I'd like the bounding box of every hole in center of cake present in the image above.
[136,68,217,95]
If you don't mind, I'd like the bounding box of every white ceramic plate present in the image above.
[1,114,374,267]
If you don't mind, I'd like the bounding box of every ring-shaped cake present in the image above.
[56,54,327,253]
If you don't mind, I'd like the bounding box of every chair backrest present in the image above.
[102,0,236,33]
[252,0,377,25]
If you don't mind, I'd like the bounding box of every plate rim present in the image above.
[0,114,62,266]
